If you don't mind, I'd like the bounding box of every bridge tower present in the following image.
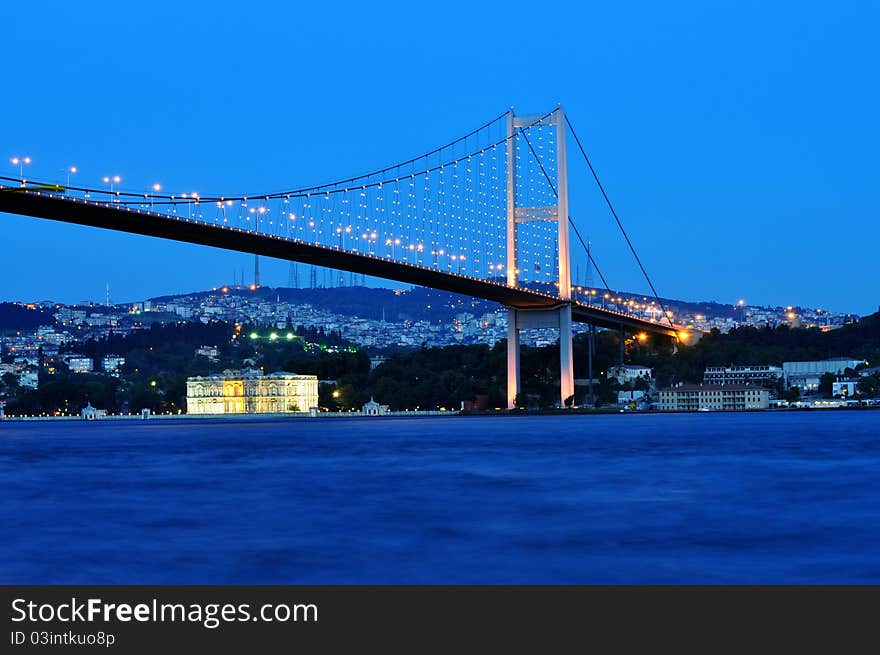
[506,107,574,409]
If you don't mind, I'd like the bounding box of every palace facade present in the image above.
[186,369,318,415]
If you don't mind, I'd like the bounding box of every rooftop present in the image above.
[660,384,768,392]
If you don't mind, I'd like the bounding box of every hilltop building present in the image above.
[186,369,318,415]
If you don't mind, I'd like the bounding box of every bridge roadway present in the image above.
[0,187,681,338]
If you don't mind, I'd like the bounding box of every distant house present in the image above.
[607,364,652,386]
[195,345,220,362]
[102,355,125,375]
[617,390,646,405]
[362,397,389,416]
[832,380,859,398]
[67,356,93,374]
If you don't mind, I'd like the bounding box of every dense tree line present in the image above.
[631,313,880,387]
[5,312,879,415]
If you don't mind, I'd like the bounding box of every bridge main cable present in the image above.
[519,119,676,332]
[564,114,676,331]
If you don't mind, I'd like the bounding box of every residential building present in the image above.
[617,390,645,404]
[186,369,318,414]
[703,365,782,386]
[67,356,93,373]
[832,380,859,397]
[18,371,39,389]
[195,345,220,362]
[658,384,770,411]
[102,355,125,374]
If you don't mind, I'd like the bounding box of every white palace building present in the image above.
[186,369,318,415]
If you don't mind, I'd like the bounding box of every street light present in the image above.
[150,183,161,210]
[11,156,31,185]
[103,175,121,202]
[67,166,77,188]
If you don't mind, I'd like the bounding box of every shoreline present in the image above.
[2,405,879,423]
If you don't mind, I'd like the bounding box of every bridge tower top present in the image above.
[505,107,571,300]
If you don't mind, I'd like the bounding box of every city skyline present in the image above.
[2,1,878,314]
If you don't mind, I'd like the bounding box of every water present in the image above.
[1,412,879,584]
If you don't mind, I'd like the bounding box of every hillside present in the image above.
[0,302,56,331]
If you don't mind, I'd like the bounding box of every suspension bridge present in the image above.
[0,107,693,408]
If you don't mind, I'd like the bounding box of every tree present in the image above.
[857,375,878,398]
[818,373,836,397]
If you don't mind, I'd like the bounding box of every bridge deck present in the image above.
[0,188,681,338]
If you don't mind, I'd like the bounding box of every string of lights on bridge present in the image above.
[3,110,681,330]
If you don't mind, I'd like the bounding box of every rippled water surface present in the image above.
[2,412,879,583]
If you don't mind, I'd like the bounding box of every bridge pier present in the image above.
[506,308,520,409]
[507,305,574,409]
[586,323,596,406]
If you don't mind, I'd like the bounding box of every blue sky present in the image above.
[2,0,877,313]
